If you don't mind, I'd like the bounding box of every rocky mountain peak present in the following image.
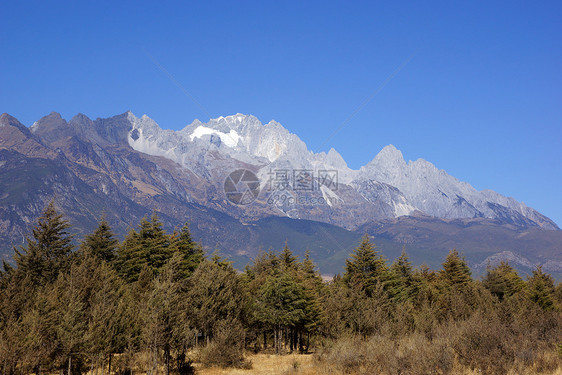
[358,144,407,181]
[30,112,73,143]
[0,113,29,133]
[91,111,135,145]
[69,113,92,125]
[372,144,406,166]
[0,113,56,158]
[325,148,348,170]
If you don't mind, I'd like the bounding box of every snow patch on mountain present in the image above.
[393,201,416,217]
[320,185,341,207]
[189,125,241,147]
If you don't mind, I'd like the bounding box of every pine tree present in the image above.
[301,249,316,277]
[440,249,472,286]
[296,251,324,352]
[388,249,415,302]
[169,222,204,279]
[482,261,524,301]
[81,217,118,263]
[253,271,307,353]
[14,200,74,285]
[280,242,297,270]
[187,260,245,346]
[144,213,172,270]
[140,253,184,375]
[117,213,172,282]
[17,290,56,374]
[411,264,440,307]
[48,262,89,375]
[116,229,145,283]
[82,257,126,373]
[526,266,558,311]
[343,234,388,297]
[437,250,481,320]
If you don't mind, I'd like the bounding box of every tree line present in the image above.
[1,202,561,374]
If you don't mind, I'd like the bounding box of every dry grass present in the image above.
[195,354,562,375]
[77,351,562,375]
[195,353,315,375]
[193,351,562,375]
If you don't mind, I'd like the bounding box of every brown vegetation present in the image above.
[0,204,561,374]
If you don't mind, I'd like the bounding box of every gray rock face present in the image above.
[358,145,557,229]
[104,112,557,230]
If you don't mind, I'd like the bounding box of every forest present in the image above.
[1,202,561,375]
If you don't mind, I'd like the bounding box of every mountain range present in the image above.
[1,111,560,277]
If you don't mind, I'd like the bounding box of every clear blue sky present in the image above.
[1,1,561,226]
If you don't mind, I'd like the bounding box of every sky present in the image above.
[1,1,561,226]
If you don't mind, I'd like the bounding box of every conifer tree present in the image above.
[117,229,144,283]
[21,292,57,374]
[440,249,472,286]
[526,266,558,311]
[437,250,482,320]
[482,261,524,301]
[301,249,316,277]
[14,200,74,284]
[411,264,440,307]
[169,222,204,279]
[81,217,118,263]
[82,257,126,373]
[48,262,89,375]
[296,251,324,352]
[388,249,415,302]
[343,234,388,297]
[117,213,172,282]
[253,271,306,353]
[280,242,297,270]
[187,259,245,345]
[140,253,185,375]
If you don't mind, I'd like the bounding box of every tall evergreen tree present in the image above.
[187,259,245,345]
[169,222,204,279]
[81,217,118,263]
[301,249,316,277]
[280,242,297,270]
[47,262,89,375]
[139,253,185,375]
[253,271,307,353]
[14,200,74,285]
[440,249,472,286]
[526,266,558,311]
[343,234,388,297]
[296,251,324,352]
[81,257,126,373]
[117,213,172,282]
[482,261,524,301]
[388,249,415,302]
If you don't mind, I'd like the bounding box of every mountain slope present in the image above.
[0,111,559,276]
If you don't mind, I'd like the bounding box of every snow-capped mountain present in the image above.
[1,110,561,276]
[122,112,557,230]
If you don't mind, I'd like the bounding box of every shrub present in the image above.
[199,319,252,369]
[314,334,454,375]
